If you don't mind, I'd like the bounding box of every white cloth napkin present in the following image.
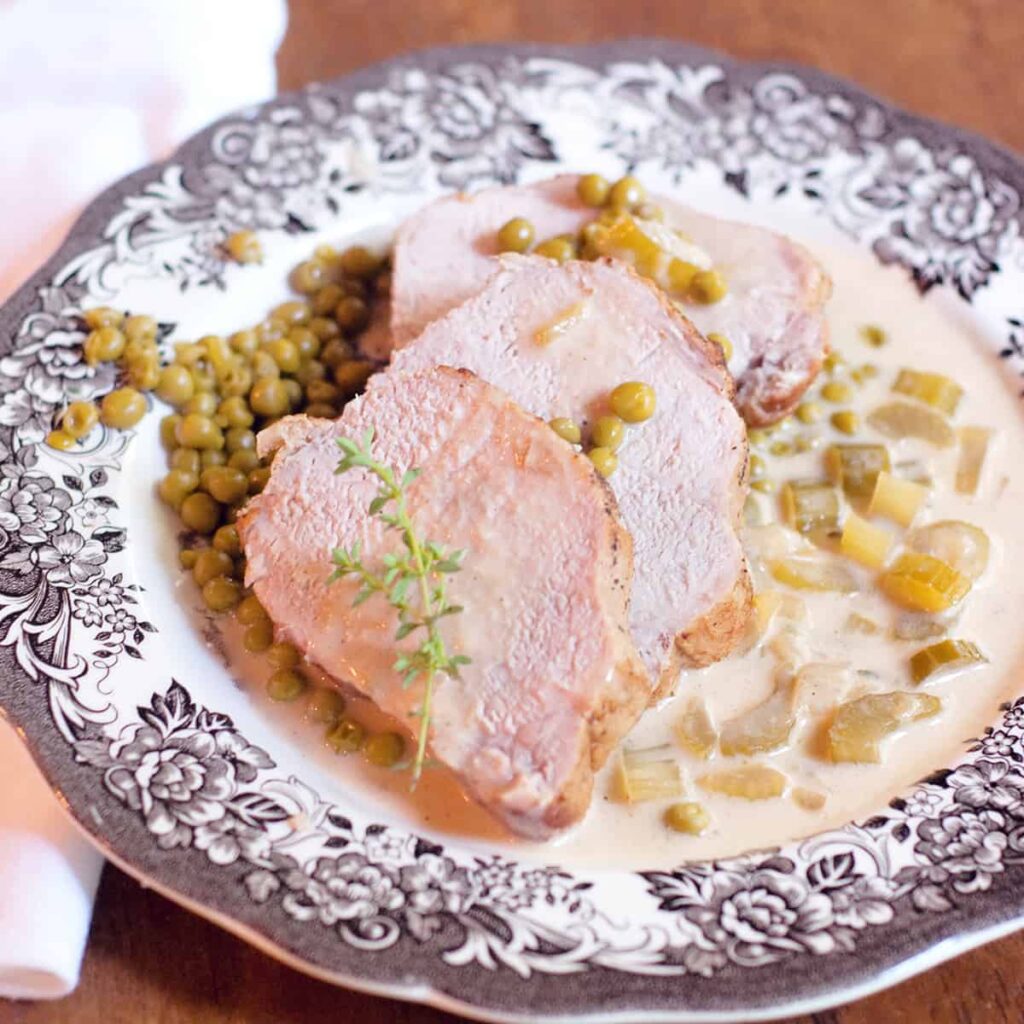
[0,0,287,999]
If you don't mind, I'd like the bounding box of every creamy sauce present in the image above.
[227,241,1024,870]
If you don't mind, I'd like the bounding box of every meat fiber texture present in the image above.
[388,174,831,424]
[391,257,752,694]
[237,366,650,839]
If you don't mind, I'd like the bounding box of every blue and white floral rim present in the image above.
[1,40,1024,1022]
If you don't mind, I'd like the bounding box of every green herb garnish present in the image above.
[329,428,470,782]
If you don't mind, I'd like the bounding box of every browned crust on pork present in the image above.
[735,241,833,426]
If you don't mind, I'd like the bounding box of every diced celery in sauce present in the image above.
[868,401,956,447]
[771,557,858,593]
[892,369,963,416]
[825,444,890,497]
[534,300,590,347]
[825,692,942,763]
[675,698,717,760]
[909,639,987,684]
[845,612,883,635]
[719,680,796,757]
[616,746,683,803]
[907,520,990,582]
[698,765,788,801]
[867,471,927,527]
[840,512,894,569]
[781,480,841,533]
[956,426,992,494]
[879,552,971,613]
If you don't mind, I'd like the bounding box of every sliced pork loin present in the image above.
[237,366,650,839]
[388,174,831,425]
[391,257,752,693]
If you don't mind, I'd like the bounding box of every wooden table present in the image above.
[9,2,1024,1022]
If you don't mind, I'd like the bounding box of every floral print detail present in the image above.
[860,140,1021,297]
[33,530,105,587]
[351,62,556,188]
[0,473,72,545]
[75,685,279,860]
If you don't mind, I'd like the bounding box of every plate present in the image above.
[2,40,1024,1023]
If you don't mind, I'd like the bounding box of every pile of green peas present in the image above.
[549,380,656,479]
[68,238,408,771]
[495,173,728,306]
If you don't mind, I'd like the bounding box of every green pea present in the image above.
[306,379,340,404]
[821,380,853,403]
[202,576,241,613]
[217,361,253,398]
[326,716,366,753]
[305,403,338,419]
[321,339,356,369]
[290,260,327,295]
[608,175,645,210]
[243,620,274,653]
[587,447,618,478]
[201,466,249,504]
[795,401,823,424]
[663,801,710,835]
[497,217,535,253]
[306,688,345,724]
[267,668,305,702]
[176,413,224,450]
[61,401,99,440]
[212,524,242,557]
[170,448,201,474]
[609,381,655,423]
[193,548,234,587]
[363,731,406,768]
[229,329,259,357]
[46,430,75,451]
[236,594,269,626]
[247,466,271,494]
[308,315,340,342]
[228,449,261,472]
[179,547,199,570]
[591,414,625,451]
[334,296,369,334]
[155,365,195,408]
[123,314,157,343]
[83,306,123,330]
[295,360,328,388]
[831,410,860,435]
[688,269,727,305]
[180,491,221,534]
[200,449,227,469]
[282,378,303,409]
[158,470,198,508]
[333,360,375,396]
[219,397,255,430]
[84,326,126,365]
[534,236,576,262]
[184,392,219,417]
[312,282,345,317]
[548,418,581,444]
[225,427,255,452]
[249,378,290,417]
[266,642,299,669]
[289,327,321,360]
[338,245,380,279]
[100,388,146,429]
[160,414,182,451]
[576,174,610,207]
[264,337,301,373]
[272,300,311,327]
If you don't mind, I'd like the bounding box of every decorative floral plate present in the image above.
[2,40,1024,1023]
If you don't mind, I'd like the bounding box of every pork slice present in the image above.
[389,174,831,424]
[391,258,752,693]
[237,366,650,839]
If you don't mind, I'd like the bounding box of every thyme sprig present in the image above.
[328,428,469,782]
